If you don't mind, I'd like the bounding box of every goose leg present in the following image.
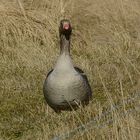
[54,109,61,114]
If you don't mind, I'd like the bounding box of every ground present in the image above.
[0,0,140,140]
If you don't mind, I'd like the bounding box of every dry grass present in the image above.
[0,0,140,140]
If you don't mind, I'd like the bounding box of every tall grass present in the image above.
[0,0,140,139]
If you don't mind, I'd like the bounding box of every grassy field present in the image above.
[0,0,140,139]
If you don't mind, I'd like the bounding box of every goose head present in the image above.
[59,19,72,40]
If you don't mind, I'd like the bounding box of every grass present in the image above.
[0,0,140,139]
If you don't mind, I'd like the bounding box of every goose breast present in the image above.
[44,70,90,106]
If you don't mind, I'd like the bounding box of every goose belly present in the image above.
[44,73,89,106]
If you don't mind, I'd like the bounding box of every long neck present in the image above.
[60,35,70,55]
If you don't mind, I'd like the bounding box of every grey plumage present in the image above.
[43,19,92,113]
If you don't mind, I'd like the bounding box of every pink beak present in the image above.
[63,24,69,30]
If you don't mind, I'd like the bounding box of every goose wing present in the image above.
[74,67,92,98]
[46,69,53,77]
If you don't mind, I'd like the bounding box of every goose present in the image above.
[43,19,92,113]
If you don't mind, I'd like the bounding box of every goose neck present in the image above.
[60,35,70,55]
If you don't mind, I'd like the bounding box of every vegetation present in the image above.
[0,0,140,139]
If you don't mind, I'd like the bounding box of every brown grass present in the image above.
[0,0,140,139]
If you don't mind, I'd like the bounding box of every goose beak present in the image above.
[63,24,70,30]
